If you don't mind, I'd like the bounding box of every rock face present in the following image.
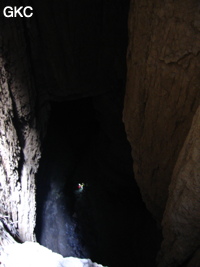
[123,0,200,221]
[158,105,200,266]
[0,15,41,241]
[123,0,200,265]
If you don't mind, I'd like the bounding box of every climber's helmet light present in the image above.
[77,183,84,191]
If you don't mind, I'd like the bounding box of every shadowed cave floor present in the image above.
[35,97,161,267]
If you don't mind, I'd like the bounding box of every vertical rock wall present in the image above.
[124,0,200,265]
[124,0,200,221]
[0,16,41,242]
[158,104,200,266]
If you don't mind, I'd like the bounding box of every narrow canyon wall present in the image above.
[0,17,41,242]
[124,0,200,265]
[158,104,200,266]
[124,0,200,221]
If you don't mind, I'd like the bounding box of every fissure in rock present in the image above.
[0,0,163,266]
[35,96,161,267]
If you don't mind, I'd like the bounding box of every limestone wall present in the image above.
[0,15,41,242]
[158,105,200,266]
[124,0,200,221]
[124,0,200,265]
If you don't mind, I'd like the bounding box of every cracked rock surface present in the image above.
[0,16,41,242]
[124,0,200,221]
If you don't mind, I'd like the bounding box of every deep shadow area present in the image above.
[35,93,162,267]
[33,1,161,265]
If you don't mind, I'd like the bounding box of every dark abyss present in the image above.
[1,0,161,266]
